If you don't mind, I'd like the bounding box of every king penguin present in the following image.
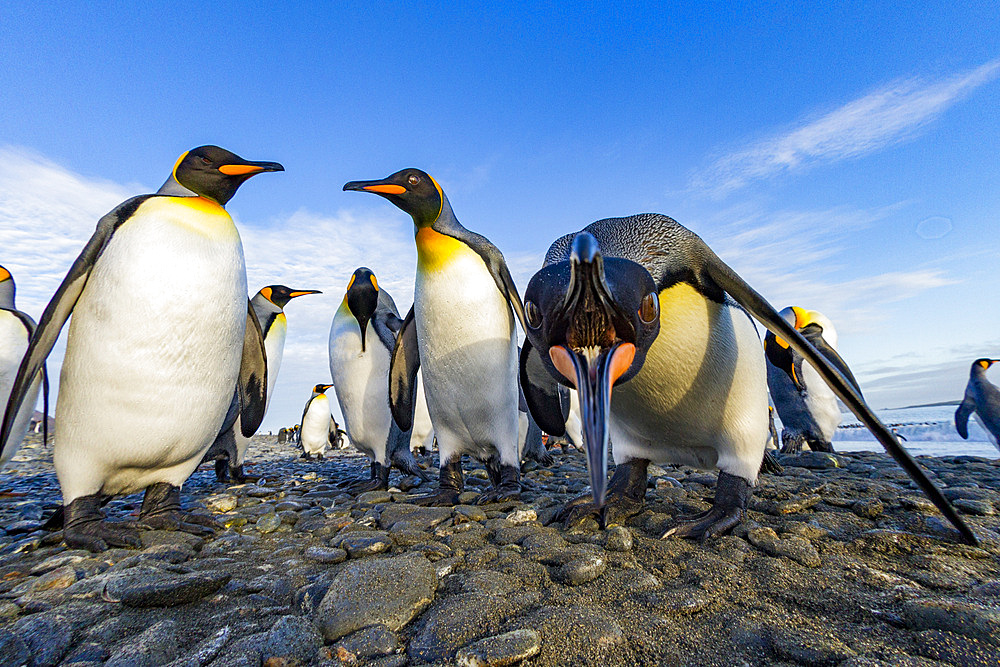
[1,146,282,551]
[204,284,321,482]
[301,384,334,460]
[764,306,860,454]
[328,267,428,491]
[344,169,527,505]
[0,265,47,468]
[519,216,977,545]
[956,358,1000,452]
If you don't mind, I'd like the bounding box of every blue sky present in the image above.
[1,2,999,432]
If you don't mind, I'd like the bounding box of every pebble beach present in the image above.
[1,433,999,667]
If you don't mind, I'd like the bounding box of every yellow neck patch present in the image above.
[171,195,229,216]
[416,227,465,272]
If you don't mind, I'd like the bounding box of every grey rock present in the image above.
[304,546,347,563]
[914,629,999,666]
[12,601,103,667]
[455,629,542,667]
[903,598,1000,646]
[380,504,452,531]
[165,626,230,667]
[747,527,821,567]
[409,593,528,662]
[335,624,399,659]
[510,605,625,664]
[106,620,179,667]
[340,532,393,558]
[557,553,606,585]
[641,588,713,616]
[255,512,282,534]
[106,569,231,607]
[603,526,633,552]
[0,629,30,667]
[315,552,437,641]
[851,498,885,519]
[769,626,857,665]
[356,490,393,505]
[205,494,239,512]
[261,615,323,663]
[954,498,995,516]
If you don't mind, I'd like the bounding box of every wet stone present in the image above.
[0,628,30,667]
[903,598,1000,645]
[747,527,821,567]
[914,629,999,666]
[768,626,858,665]
[557,553,606,585]
[106,619,179,667]
[455,629,542,667]
[851,498,885,519]
[356,490,393,505]
[954,498,995,516]
[256,512,282,534]
[315,553,437,641]
[205,494,239,513]
[106,569,231,607]
[408,593,528,662]
[776,494,822,514]
[603,526,633,552]
[260,615,323,664]
[340,532,393,558]
[334,624,399,660]
[641,588,713,616]
[304,546,347,563]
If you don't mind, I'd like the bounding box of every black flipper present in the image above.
[238,299,268,438]
[388,421,431,481]
[388,306,420,431]
[955,390,976,440]
[519,340,567,436]
[1,195,154,451]
[699,244,979,545]
[800,324,863,396]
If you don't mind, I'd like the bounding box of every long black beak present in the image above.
[549,233,635,508]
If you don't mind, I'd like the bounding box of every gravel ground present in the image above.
[0,432,999,667]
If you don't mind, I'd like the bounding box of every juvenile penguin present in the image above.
[344,169,526,505]
[519,217,976,545]
[1,146,281,551]
[205,284,320,482]
[764,306,860,454]
[0,265,47,468]
[956,358,1000,452]
[301,384,334,460]
[328,267,427,491]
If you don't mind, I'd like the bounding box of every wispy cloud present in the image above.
[690,59,1000,196]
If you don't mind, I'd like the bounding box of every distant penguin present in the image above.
[519,217,976,545]
[764,306,860,454]
[301,384,333,460]
[0,265,47,468]
[328,267,429,491]
[278,427,288,444]
[204,284,320,482]
[956,358,1000,452]
[1,146,281,551]
[344,169,526,505]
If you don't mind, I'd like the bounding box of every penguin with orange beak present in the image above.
[956,358,1000,452]
[520,215,977,545]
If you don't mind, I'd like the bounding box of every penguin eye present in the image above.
[408,174,420,185]
[638,293,658,324]
[199,156,212,166]
[525,300,542,329]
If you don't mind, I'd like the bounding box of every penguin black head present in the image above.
[313,384,333,394]
[343,168,443,227]
[764,306,825,391]
[522,232,659,506]
[171,145,284,205]
[343,267,380,352]
[260,285,321,309]
[973,358,1000,373]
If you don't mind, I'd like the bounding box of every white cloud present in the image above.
[690,59,1000,196]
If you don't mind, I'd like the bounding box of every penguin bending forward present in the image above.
[0,146,282,551]
[328,267,429,492]
[956,358,1000,452]
[301,384,333,460]
[519,216,977,545]
[344,169,527,506]
[0,265,47,468]
[764,306,860,454]
[204,284,320,482]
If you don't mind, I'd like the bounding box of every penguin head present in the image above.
[343,268,380,352]
[169,146,284,205]
[522,232,659,506]
[764,306,834,391]
[313,383,333,394]
[0,265,13,309]
[973,358,1000,373]
[260,285,322,309]
[343,168,443,228]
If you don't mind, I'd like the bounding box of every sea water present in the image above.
[781,405,998,458]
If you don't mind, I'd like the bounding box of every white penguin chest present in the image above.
[302,395,331,452]
[263,314,287,408]
[328,304,391,454]
[0,311,29,398]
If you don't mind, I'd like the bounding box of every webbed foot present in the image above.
[139,483,220,536]
[63,494,143,552]
[555,459,648,529]
[476,463,521,505]
[662,471,751,541]
[408,456,463,507]
[228,464,260,484]
[214,458,230,482]
[348,462,390,493]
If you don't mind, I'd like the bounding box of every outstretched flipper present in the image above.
[1,196,154,451]
[237,300,268,438]
[955,391,976,440]
[388,306,420,431]
[701,244,979,546]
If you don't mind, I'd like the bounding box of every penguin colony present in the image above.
[0,147,983,551]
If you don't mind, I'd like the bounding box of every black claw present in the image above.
[349,461,390,494]
[662,471,752,541]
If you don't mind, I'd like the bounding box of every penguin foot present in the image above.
[228,464,260,484]
[138,483,220,536]
[349,462,390,494]
[214,458,230,482]
[779,432,805,454]
[555,459,648,530]
[316,453,325,460]
[409,457,463,506]
[661,471,751,541]
[476,464,521,505]
[63,495,144,552]
[300,453,312,460]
